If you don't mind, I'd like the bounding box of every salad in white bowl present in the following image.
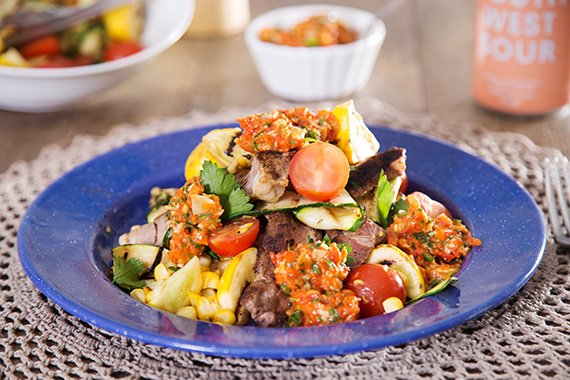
[0,0,193,112]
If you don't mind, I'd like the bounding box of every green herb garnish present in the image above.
[423,252,435,262]
[329,307,340,322]
[289,310,303,327]
[112,256,146,291]
[200,160,254,219]
[280,283,291,295]
[337,242,353,255]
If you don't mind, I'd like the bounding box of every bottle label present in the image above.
[473,0,570,114]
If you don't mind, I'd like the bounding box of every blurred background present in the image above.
[0,0,568,173]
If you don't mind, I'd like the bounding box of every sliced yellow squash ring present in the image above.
[367,244,426,299]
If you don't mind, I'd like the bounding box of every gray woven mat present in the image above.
[1,99,568,379]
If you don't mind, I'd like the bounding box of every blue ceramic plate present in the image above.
[18,125,545,359]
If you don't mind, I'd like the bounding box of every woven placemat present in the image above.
[1,99,568,379]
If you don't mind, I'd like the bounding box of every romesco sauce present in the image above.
[235,107,337,153]
[473,0,570,115]
[167,177,223,266]
[271,241,359,326]
[386,196,481,282]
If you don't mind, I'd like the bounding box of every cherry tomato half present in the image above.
[208,217,260,257]
[344,263,406,318]
[104,41,144,62]
[20,34,60,59]
[288,142,350,202]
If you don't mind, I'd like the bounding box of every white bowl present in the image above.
[0,0,194,113]
[245,4,386,102]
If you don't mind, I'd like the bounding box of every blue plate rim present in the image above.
[17,124,546,359]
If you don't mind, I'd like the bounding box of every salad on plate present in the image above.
[111,101,481,328]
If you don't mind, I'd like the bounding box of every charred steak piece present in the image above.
[259,211,323,255]
[346,147,407,199]
[241,212,322,327]
[241,277,289,327]
[236,151,295,203]
[328,218,386,268]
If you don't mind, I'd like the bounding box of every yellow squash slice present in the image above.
[147,256,202,312]
[367,244,425,299]
[332,100,380,165]
[217,248,257,311]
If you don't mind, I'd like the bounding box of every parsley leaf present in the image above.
[112,256,146,291]
[200,160,254,219]
[227,186,254,217]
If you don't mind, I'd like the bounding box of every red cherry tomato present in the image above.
[408,191,451,218]
[20,34,60,59]
[399,173,408,194]
[208,217,260,257]
[288,142,350,202]
[34,55,93,68]
[104,41,144,61]
[344,263,406,318]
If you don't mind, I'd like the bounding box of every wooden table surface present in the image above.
[0,0,569,174]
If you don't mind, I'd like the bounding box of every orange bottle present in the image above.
[473,0,570,115]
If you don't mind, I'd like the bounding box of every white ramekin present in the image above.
[245,5,386,102]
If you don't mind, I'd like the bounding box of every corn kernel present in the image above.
[213,309,236,325]
[201,271,220,289]
[145,280,159,290]
[197,296,216,321]
[382,297,404,313]
[188,293,201,307]
[237,156,250,167]
[176,306,198,320]
[216,258,232,276]
[130,288,146,303]
[200,288,217,299]
[154,263,170,282]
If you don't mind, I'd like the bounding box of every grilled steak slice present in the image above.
[118,211,169,246]
[241,277,289,327]
[236,151,295,203]
[328,218,386,268]
[240,212,322,327]
[259,212,323,256]
[346,147,407,199]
